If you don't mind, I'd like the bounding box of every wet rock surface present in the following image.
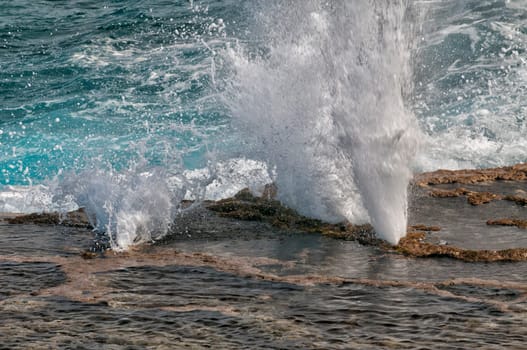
[206,188,381,246]
[4,164,527,262]
[4,208,92,228]
[396,231,527,262]
[407,164,527,256]
[1,165,527,348]
[0,240,526,349]
[0,262,66,300]
[203,181,527,262]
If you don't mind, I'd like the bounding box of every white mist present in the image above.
[225,0,420,244]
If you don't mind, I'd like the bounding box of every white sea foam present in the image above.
[0,157,272,250]
[0,185,54,213]
[414,0,527,171]
[182,158,272,201]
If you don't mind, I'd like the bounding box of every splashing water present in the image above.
[225,0,420,244]
[54,168,181,251]
[4,1,524,248]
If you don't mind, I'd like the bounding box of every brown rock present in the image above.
[80,251,99,259]
[416,163,527,186]
[206,189,381,245]
[428,187,470,198]
[428,188,502,206]
[487,219,527,229]
[466,191,501,206]
[408,224,441,232]
[428,188,469,198]
[396,231,527,262]
[503,195,527,206]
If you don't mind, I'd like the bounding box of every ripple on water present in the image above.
[0,222,94,257]
[0,261,65,300]
[0,195,526,348]
[0,271,526,349]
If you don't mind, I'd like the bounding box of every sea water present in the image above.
[1,0,526,248]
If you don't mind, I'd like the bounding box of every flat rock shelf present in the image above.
[1,165,527,349]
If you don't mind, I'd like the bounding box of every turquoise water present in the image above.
[1,0,527,248]
[1,0,238,184]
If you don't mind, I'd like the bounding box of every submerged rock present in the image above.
[503,195,527,206]
[428,188,502,206]
[408,224,441,232]
[397,231,527,262]
[206,185,527,262]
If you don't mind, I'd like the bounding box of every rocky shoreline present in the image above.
[3,164,527,263]
[1,165,526,348]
